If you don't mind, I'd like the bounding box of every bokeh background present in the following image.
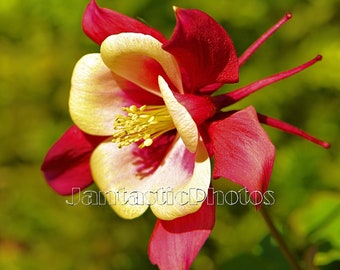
[1,0,339,269]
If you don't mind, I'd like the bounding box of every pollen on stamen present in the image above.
[143,138,153,147]
[112,104,175,149]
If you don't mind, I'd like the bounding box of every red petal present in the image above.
[82,0,166,45]
[163,8,239,92]
[174,93,217,125]
[148,190,215,270]
[208,107,275,206]
[41,125,107,195]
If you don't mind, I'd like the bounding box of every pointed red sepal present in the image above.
[41,125,107,195]
[82,0,166,45]
[148,190,215,270]
[208,106,275,206]
[163,8,239,92]
[257,113,331,148]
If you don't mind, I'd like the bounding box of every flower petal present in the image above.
[149,137,211,220]
[41,125,107,195]
[90,134,175,219]
[208,106,275,205]
[91,141,150,219]
[100,33,183,93]
[90,135,210,220]
[148,190,215,270]
[82,0,166,45]
[163,8,239,92]
[69,53,162,136]
[158,76,198,153]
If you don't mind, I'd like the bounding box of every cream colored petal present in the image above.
[158,76,198,152]
[100,33,183,93]
[90,139,153,219]
[149,137,211,220]
[91,136,210,220]
[70,53,128,135]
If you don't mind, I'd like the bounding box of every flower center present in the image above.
[112,105,175,148]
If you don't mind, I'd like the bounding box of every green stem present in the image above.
[260,207,302,270]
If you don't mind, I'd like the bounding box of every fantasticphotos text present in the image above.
[66,187,275,207]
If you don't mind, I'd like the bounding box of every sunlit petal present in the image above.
[70,53,162,136]
[158,76,198,152]
[101,33,183,93]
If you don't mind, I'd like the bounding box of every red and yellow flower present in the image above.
[41,1,330,269]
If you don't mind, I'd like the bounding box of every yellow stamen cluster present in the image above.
[112,105,175,148]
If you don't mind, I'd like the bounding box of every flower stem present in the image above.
[260,207,302,270]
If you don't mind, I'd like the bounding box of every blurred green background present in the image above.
[0,0,339,269]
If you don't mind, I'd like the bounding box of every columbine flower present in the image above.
[41,1,330,269]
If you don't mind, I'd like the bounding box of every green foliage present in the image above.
[290,192,340,267]
[1,0,339,269]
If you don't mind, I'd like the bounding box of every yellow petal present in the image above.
[100,33,183,93]
[70,53,127,135]
[158,76,198,152]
